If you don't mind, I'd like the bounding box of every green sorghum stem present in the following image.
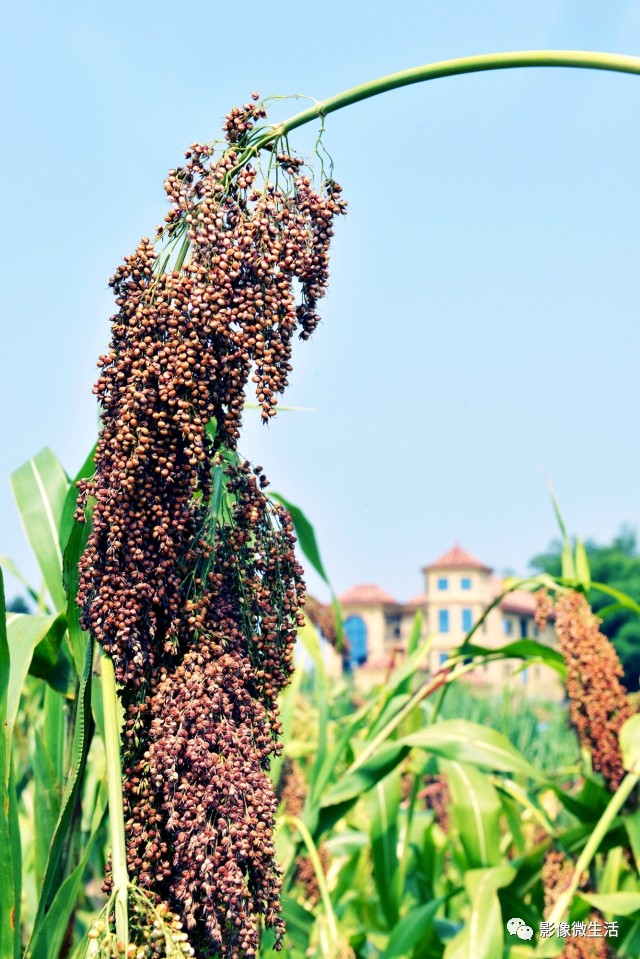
[349,658,479,775]
[546,770,638,930]
[100,647,129,951]
[285,815,338,944]
[225,51,640,181]
[277,51,640,135]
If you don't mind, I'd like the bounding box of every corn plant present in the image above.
[3,48,640,959]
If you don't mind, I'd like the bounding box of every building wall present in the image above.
[343,565,564,700]
[342,603,387,664]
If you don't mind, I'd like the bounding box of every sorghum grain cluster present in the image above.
[542,851,610,958]
[554,590,632,791]
[76,97,346,957]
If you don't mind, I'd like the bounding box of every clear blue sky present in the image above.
[2,1,640,605]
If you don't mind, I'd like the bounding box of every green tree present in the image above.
[530,526,640,691]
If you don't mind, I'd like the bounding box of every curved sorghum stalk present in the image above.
[82,51,640,959]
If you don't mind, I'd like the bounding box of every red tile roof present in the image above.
[339,583,399,605]
[500,590,537,615]
[491,577,542,616]
[406,592,427,607]
[424,544,493,573]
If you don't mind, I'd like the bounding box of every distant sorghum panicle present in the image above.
[76,96,346,958]
[542,850,610,958]
[554,590,632,791]
[534,587,554,632]
[277,758,329,907]
[421,775,450,832]
[305,595,339,647]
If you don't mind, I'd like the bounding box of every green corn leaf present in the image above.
[590,581,640,617]
[455,638,565,676]
[28,631,74,696]
[307,696,377,806]
[620,715,640,775]
[443,760,501,868]
[546,480,576,581]
[319,741,409,810]
[402,720,544,782]
[600,847,624,895]
[59,443,96,554]
[298,618,330,806]
[380,898,444,959]
[4,613,67,739]
[367,770,402,927]
[271,491,343,646]
[547,779,606,823]
[575,538,591,590]
[579,892,640,916]
[11,448,69,612]
[595,602,626,619]
[25,634,94,959]
[625,806,640,874]
[493,777,555,838]
[561,541,576,582]
[62,517,91,678]
[280,899,315,954]
[28,785,107,959]
[33,687,68,894]
[443,865,515,959]
[378,623,432,709]
[0,570,22,959]
[271,492,330,585]
[368,694,412,740]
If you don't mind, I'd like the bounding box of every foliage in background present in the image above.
[3,446,640,959]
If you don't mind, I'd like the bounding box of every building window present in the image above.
[533,624,540,638]
[503,618,513,636]
[438,609,450,633]
[385,614,402,640]
[521,668,529,684]
[437,577,448,591]
[461,608,473,632]
[438,651,448,666]
[344,615,368,667]
[461,577,472,590]
[519,617,528,639]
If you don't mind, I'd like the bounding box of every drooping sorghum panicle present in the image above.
[421,775,450,832]
[561,932,611,959]
[542,849,575,918]
[534,587,554,632]
[120,462,304,955]
[554,590,632,791]
[76,100,346,689]
[304,594,339,647]
[542,851,610,959]
[277,757,307,818]
[76,96,346,958]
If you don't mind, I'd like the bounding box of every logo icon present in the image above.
[507,918,534,940]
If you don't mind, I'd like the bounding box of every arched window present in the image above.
[344,615,368,667]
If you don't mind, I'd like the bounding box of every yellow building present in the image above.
[340,545,563,699]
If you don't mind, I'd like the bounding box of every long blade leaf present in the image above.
[11,449,69,611]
